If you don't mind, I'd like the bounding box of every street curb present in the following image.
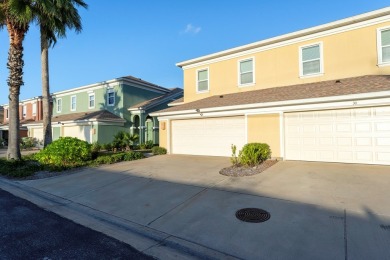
[0,177,239,260]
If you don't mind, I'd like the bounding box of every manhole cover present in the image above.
[235,208,270,223]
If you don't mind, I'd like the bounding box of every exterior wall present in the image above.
[96,125,125,145]
[3,99,43,122]
[182,21,390,103]
[52,126,61,141]
[52,84,124,117]
[158,120,168,149]
[247,114,281,158]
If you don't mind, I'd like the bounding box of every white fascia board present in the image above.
[23,123,43,128]
[157,93,390,120]
[154,90,390,117]
[168,102,184,107]
[177,9,390,69]
[53,80,119,97]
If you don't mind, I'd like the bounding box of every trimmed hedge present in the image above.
[151,146,167,155]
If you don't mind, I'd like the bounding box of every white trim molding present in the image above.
[88,93,95,109]
[377,25,390,66]
[70,95,77,111]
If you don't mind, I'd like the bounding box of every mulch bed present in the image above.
[219,160,279,177]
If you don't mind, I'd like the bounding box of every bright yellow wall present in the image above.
[159,120,168,149]
[247,114,281,158]
[183,21,390,103]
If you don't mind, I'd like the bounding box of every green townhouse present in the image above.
[28,75,183,146]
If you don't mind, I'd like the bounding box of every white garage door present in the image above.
[32,128,43,142]
[171,117,246,157]
[63,125,91,143]
[285,106,390,165]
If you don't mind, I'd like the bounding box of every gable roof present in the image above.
[52,110,125,123]
[129,88,183,111]
[168,97,184,106]
[153,75,390,115]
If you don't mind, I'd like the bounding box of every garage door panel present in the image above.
[285,106,390,165]
[171,117,245,157]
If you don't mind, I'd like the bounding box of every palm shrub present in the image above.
[35,137,91,167]
[238,143,271,167]
[112,131,139,150]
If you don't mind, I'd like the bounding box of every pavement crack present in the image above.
[146,187,209,226]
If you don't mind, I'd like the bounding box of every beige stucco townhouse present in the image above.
[152,7,390,165]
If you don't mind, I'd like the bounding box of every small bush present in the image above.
[151,146,167,155]
[238,143,271,167]
[20,137,37,149]
[91,142,102,159]
[145,140,154,149]
[230,144,239,166]
[123,151,145,161]
[102,143,113,151]
[35,137,91,168]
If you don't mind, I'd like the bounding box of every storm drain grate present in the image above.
[380,225,390,230]
[235,208,270,223]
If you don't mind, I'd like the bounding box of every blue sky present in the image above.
[0,1,389,105]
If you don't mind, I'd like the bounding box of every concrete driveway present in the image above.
[2,155,390,259]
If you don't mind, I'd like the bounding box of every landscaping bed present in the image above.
[220,159,278,177]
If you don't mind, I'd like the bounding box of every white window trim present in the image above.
[57,98,62,113]
[377,26,390,67]
[299,42,324,78]
[237,57,255,87]
[32,103,37,115]
[88,93,95,109]
[22,105,27,118]
[70,95,76,111]
[107,88,115,106]
[196,67,209,93]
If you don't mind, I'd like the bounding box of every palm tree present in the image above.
[0,0,34,160]
[38,0,87,147]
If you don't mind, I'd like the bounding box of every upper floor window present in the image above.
[107,89,115,106]
[88,93,95,109]
[22,105,27,118]
[71,96,76,111]
[378,27,390,66]
[5,109,8,119]
[239,58,254,86]
[300,43,323,77]
[57,98,62,113]
[32,103,37,115]
[197,68,209,92]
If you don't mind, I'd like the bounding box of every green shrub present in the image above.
[112,131,139,150]
[35,137,91,167]
[145,140,154,149]
[123,151,145,160]
[238,143,271,167]
[91,142,102,159]
[151,146,167,155]
[230,144,239,166]
[0,158,42,178]
[102,143,113,151]
[20,137,37,149]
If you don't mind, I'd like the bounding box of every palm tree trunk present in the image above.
[40,27,52,147]
[6,20,27,160]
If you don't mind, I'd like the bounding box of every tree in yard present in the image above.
[38,0,87,147]
[0,0,34,160]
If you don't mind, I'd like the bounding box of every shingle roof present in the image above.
[129,88,183,110]
[168,97,184,105]
[52,110,125,122]
[156,75,390,114]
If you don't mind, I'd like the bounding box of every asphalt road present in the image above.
[0,188,154,259]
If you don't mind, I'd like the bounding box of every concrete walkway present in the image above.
[1,155,390,259]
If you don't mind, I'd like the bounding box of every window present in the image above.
[22,105,27,118]
[107,89,115,106]
[71,96,76,111]
[32,103,37,115]
[88,93,95,109]
[378,27,390,65]
[197,68,209,92]
[239,58,254,86]
[57,98,62,113]
[300,43,323,77]
[5,109,8,119]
